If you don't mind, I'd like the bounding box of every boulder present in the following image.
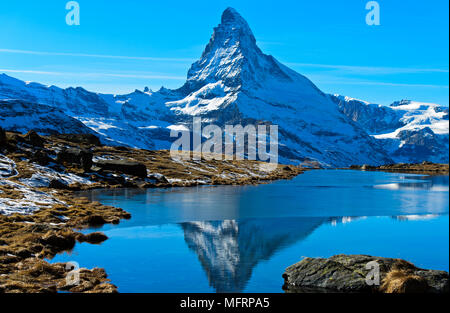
[31,150,53,166]
[282,254,449,293]
[56,134,101,146]
[22,130,45,147]
[57,148,93,171]
[0,127,6,147]
[48,179,69,190]
[148,173,169,184]
[5,132,24,145]
[95,160,147,178]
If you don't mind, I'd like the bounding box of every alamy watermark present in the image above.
[366,1,380,26]
[66,1,80,26]
[65,261,80,286]
[365,260,380,286]
[169,118,279,172]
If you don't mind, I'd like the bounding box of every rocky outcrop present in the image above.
[332,95,403,134]
[31,150,52,166]
[392,127,448,163]
[22,130,45,147]
[0,127,6,147]
[56,134,101,146]
[57,148,93,171]
[282,254,449,293]
[95,160,147,178]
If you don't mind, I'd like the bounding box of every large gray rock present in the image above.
[282,254,449,293]
[95,160,147,178]
[57,147,93,171]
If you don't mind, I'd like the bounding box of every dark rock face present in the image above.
[57,148,93,171]
[282,254,449,293]
[95,160,147,178]
[393,127,448,163]
[4,132,24,145]
[56,134,101,146]
[0,127,6,147]
[333,96,449,164]
[332,96,404,134]
[22,130,45,147]
[48,179,69,190]
[31,150,52,166]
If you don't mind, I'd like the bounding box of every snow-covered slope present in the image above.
[2,8,444,166]
[0,99,95,135]
[333,96,449,163]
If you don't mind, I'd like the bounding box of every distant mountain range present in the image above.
[0,8,448,166]
[332,96,448,164]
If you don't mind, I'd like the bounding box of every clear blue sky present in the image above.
[0,0,448,106]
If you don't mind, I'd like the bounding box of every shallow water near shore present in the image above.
[52,170,449,293]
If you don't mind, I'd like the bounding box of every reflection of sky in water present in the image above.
[51,170,449,293]
[374,175,449,191]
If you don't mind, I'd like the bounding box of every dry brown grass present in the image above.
[0,186,130,293]
[380,269,429,293]
[353,162,449,175]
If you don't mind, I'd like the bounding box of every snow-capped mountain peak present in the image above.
[183,7,295,94]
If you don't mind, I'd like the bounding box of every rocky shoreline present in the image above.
[0,128,303,293]
[283,254,449,293]
[349,162,449,175]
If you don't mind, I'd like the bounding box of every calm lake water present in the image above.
[52,170,449,293]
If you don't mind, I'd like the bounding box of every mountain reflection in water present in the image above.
[180,218,324,292]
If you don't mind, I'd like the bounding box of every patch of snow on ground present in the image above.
[19,164,93,188]
[0,154,18,178]
[0,180,64,215]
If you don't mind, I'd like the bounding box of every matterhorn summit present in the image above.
[183,7,282,90]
